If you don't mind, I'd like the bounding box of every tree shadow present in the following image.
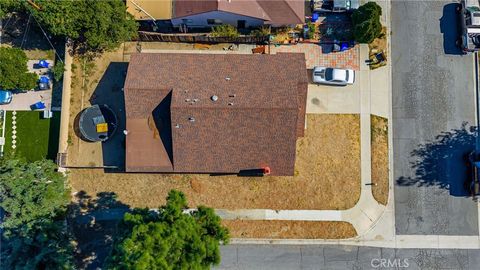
[397,123,477,197]
[440,3,463,55]
[2,12,64,53]
[68,191,130,270]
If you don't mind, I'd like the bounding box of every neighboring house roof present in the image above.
[126,0,173,20]
[124,53,308,175]
[174,0,304,25]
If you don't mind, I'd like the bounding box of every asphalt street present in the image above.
[217,244,480,270]
[392,0,479,234]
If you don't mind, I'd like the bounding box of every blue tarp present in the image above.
[32,101,46,110]
[38,60,49,68]
[39,76,50,84]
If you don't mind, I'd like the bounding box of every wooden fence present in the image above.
[135,31,269,44]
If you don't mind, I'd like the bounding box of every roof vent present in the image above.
[225,77,231,81]
[188,117,195,122]
[185,99,191,102]
[175,124,181,128]
[229,94,236,98]
[211,95,218,102]
[193,98,199,102]
[228,102,234,106]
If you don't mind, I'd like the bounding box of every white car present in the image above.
[312,67,355,86]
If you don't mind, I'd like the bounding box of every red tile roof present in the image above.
[124,53,308,175]
[174,0,304,25]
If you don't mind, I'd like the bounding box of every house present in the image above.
[171,0,305,29]
[126,0,173,20]
[123,53,308,176]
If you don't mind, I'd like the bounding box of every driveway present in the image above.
[271,43,360,70]
[392,0,479,235]
[307,80,361,114]
[0,59,54,111]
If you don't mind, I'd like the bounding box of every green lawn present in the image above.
[4,111,60,162]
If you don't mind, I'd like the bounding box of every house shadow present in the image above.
[152,92,174,165]
[69,191,130,270]
[397,123,477,197]
[440,3,463,55]
[89,62,129,171]
[317,13,354,45]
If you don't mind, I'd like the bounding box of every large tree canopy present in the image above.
[352,2,383,44]
[108,190,229,270]
[0,47,37,90]
[28,0,138,53]
[0,159,70,231]
[0,158,74,269]
[0,0,21,18]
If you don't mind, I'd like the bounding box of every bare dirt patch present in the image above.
[222,220,357,239]
[69,114,360,210]
[371,115,389,205]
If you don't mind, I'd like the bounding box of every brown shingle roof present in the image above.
[124,53,307,175]
[174,0,304,25]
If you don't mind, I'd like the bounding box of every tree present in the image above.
[0,159,70,231]
[0,47,38,90]
[351,2,382,44]
[210,24,240,38]
[0,0,21,18]
[1,220,75,270]
[0,158,74,269]
[107,190,229,270]
[28,0,138,53]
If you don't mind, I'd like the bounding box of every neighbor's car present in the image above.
[311,0,359,13]
[0,90,13,105]
[312,67,355,86]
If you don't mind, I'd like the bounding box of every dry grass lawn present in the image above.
[69,114,361,210]
[368,27,388,70]
[371,115,389,205]
[222,220,357,239]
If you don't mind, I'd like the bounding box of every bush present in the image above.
[210,24,240,38]
[352,2,383,44]
[251,26,271,37]
[307,21,316,39]
[52,62,65,82]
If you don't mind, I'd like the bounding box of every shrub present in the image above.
[52,62,65,82]
[210,24,240,38]
[352,2,383,44]
[251,26,271,37]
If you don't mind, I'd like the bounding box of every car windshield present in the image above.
[325,68,334,81]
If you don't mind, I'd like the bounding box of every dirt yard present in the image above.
[371,115,389,205]
[222,220,357,239]
[69,114,361,210]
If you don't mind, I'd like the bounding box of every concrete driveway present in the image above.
[392,0,479,235]
[0,59,54,111]
[0,90,52,111]
[307,81,361,114]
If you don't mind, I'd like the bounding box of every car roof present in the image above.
[0,90,12,100]
[331,69,348,81]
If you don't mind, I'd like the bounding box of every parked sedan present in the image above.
[0,90,13,105]
[312,67,355,86]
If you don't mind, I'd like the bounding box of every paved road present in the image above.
[392,0,479,234]
[218,244,480,270]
